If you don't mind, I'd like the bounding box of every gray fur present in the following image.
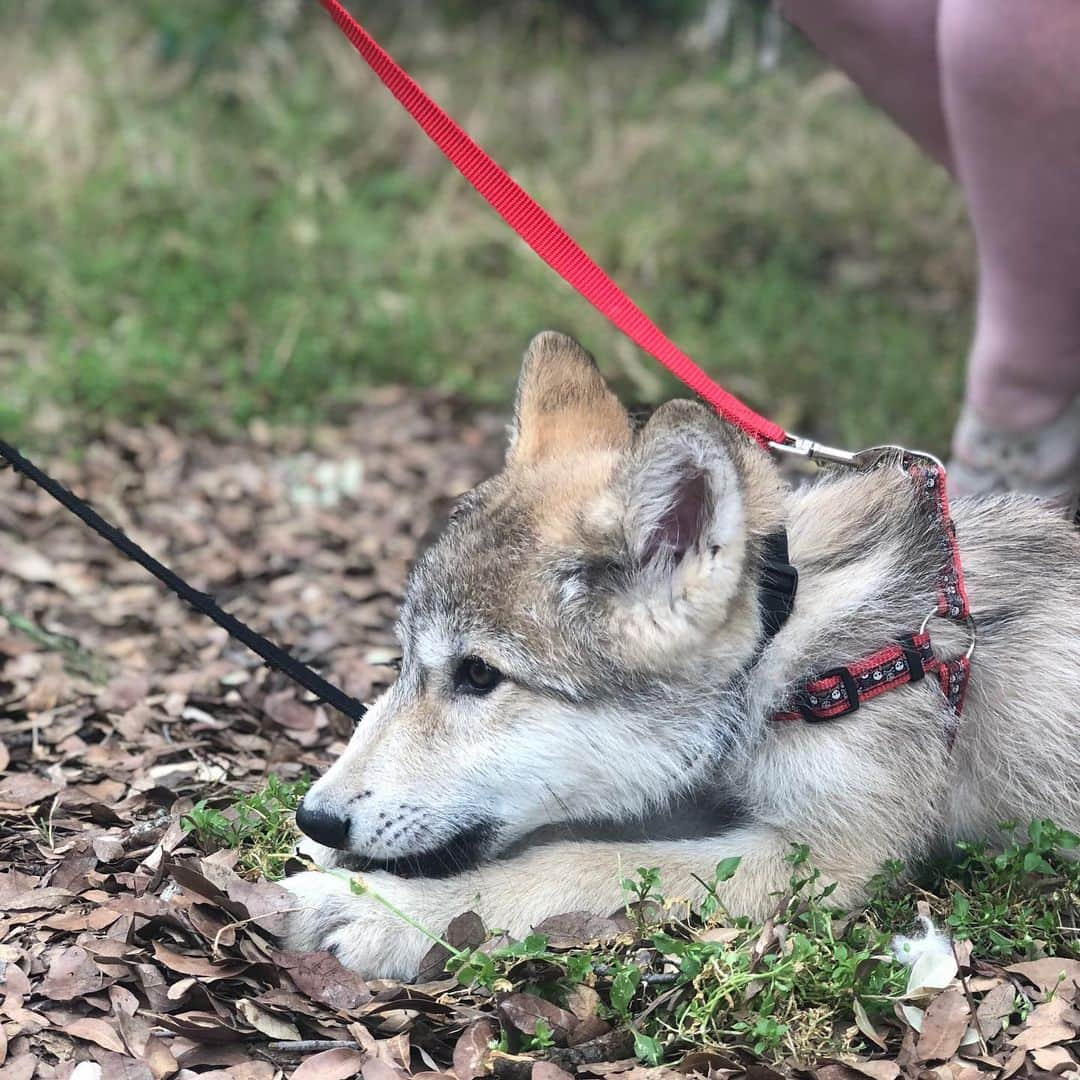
[283,332,1080,979]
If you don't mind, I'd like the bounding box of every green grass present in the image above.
[935,819,1080,960]
[182,774,310,881]
[0,606,110,682]
[0,3,971,454]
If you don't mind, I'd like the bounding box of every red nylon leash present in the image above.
[314,0,787,449]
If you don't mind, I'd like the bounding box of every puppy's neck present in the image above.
[747,467,943,714]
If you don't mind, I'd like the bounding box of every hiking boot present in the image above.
[948,395,1080,513]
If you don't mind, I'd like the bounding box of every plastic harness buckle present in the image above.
[796,666,861,722]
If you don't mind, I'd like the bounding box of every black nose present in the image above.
[295,798,350,850]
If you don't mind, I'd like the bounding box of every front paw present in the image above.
[280,870,435,981]
[280,869,354,952]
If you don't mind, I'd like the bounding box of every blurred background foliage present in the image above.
[0,0,971,452]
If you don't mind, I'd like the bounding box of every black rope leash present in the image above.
[0,439,368,723]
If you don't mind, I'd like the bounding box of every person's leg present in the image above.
[780,0,952,171]
[940,0,1080,445]
[786,0,1080,499]
[783,0,1080,498]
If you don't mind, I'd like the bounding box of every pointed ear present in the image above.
[601,401,751,666]
[507,331,631,466]
[620,400,745,576]
[597,401,781,672]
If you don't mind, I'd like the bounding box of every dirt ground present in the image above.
[1,398,1078,1080]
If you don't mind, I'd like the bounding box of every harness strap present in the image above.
[773,632,931,722]
[314,0,787,449]
[771,631,969,739]
[910,460,970,621]
[913,458,972,734]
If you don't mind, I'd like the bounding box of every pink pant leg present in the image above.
[780,0,951,170]
[782,0,1080,494]
[940,0,1080,431]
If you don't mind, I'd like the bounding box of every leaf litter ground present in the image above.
[0,394,1077,1080]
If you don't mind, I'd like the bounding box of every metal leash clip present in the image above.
[770,436,944,474]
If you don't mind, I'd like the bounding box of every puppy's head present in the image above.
[297,332,785,873]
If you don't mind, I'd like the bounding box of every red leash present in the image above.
[314,0,786,449]
[314,1,976,728]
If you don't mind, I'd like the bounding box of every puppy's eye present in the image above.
[454,656,503,695]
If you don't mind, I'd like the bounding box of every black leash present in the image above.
[0,439,368,723]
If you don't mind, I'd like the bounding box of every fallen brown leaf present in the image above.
[852,996,888,1052]
[1006,959,1080,997]
[566,985,601,1023]
[532,1064,574,1080]
[0,774,60,808]
[0,1053,38,1080]
[499,993,577,1046]
[1029,1045,1079,1074]
[454,1019,497,1080]
[62,1017,126,1054]
[362,1059,412,1080]
[916,987,971,1062]
[842,1061,901,1080]
[292,1047,368,1080]
[975,982,1017,1040]
[236,997,302,1041]
[1011,995,1080,1051]
[273,950,372,1012]
[39,946,105,1001]
[150,941,248,980]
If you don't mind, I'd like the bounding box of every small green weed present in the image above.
[343,846,908,1064]
[0,607,110,683]
[621,865,663,906]
[182,774,310,881]
[650,848,908,1059]
[522,1017,557,1052]
[930,819,1079,960]
[857,819,1080,963]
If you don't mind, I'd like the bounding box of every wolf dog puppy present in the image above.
[284,331,1080,978]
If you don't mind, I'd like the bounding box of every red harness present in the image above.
[772,461,973,731]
